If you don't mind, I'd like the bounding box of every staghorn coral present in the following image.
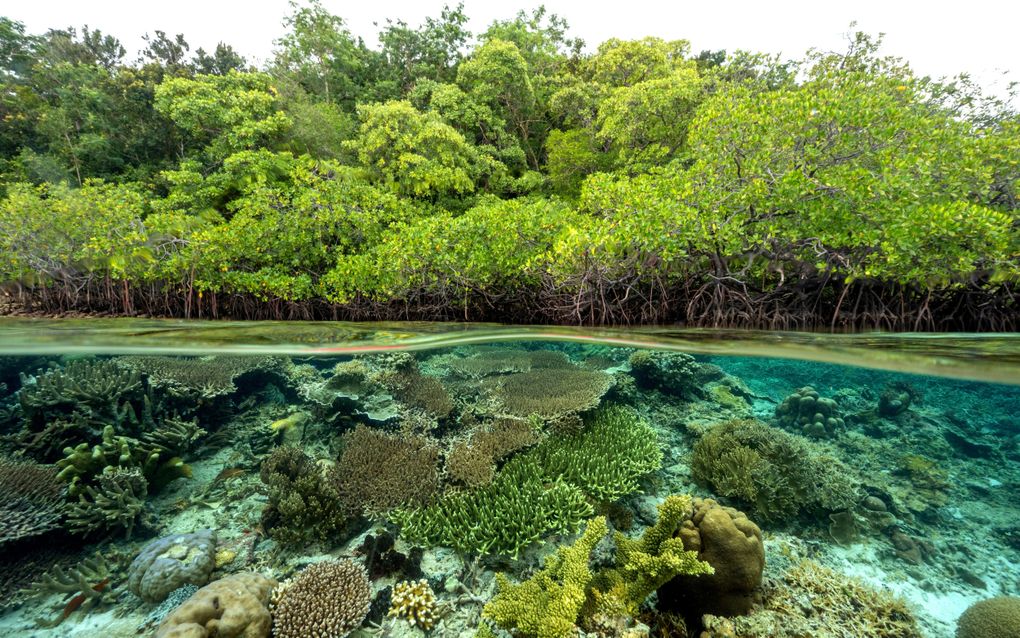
[483,516,608,638]
[589,495,713,621]
[690,419,860,522]
[18,358,142,423]
[271,559,371,638]
[774,386,845,438]
[333,424,440,516]
[259,446,349,547]
[956,596,1020,638]
[487,368,612,422]
[394,404,659,557]
[0,457,65,547]
[25,553,112,628]
[392,451,593,558]
[533,405,662,503]
[659,498,765,619]
[156,571,276,638]
[66,466,149,538]
[446,418,542,488]
[388,578,438,630]
[378,363,453,419]
[128,529,217,603]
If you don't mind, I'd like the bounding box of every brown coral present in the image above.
[155,572,276,638]
[488,368,612,421]
[0,457,66,547]
[658,498,765,618]
[449,348,571,378]
[271,560,371,638]
[445,419,540,489]
[446,439,495,488]
[333,425,440,516]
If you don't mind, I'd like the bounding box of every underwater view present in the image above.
[0,321,1018,638]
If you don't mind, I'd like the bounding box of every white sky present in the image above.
[3,0,1018,94]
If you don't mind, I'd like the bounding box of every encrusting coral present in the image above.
[156,571,276,638]
[388,578,438,630]
[127,529,217,603]
[956,596,1020,638]
[270,559,371,638]
[658,498,765,619]
[0,457,66,547]
[483,516,608,638]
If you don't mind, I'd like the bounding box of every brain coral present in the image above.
[956,596,1020,638]
[128,529,217,603]
[271,559,372,638]
[155,571,276,638]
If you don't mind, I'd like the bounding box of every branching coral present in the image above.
[533,405,662,502]
[392,452,593,557]
[118,355,281,402]
[377,363,453,419]
[589,495,713,620]
[483,516,608,638]
[19,358,143,423]
[25,553,112,628]
[333,424,440,516]
[0,457,66,547]
[271,560,371,638]
[394,404,659,557]
[66,466,149,538]
[446,418,541,488]
[388,578,438,630]
[259,446,349,546]
[690,419,860,522]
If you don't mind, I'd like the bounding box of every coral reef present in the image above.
[0,457,65,547]
[378,363,454,419]
[878,381,919,417]
[388,578,438,630]
[259,446,349,546]
[118,355,281,402]
[658,498,765,619]
[956,596,1020,638]
[483,516,608,638]
[156,571,276,638]
[271,559,371,638]
[774,386,844,438]
[66,466,149,538]
[690,419,860,521]
[19,358,143,423]
[128,529,217,603]
[446,417,541,488]
[333,424,440,516]
[590,495,713,620]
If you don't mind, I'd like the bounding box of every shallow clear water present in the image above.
[0,319,1017,638]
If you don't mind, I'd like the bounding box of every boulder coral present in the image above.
[128,529,217,603]
[956,596,1020,638]
[155,572,276,638]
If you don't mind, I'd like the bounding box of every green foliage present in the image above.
[482,516,608,638]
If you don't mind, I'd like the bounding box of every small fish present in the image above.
[270,411,310,432]
[213,467,246,483]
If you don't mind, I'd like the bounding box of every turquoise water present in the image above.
[0,319,1017,637]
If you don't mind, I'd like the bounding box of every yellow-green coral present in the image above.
[590,495,713,618]
[483,516,608,638]
[388,579,438,630]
